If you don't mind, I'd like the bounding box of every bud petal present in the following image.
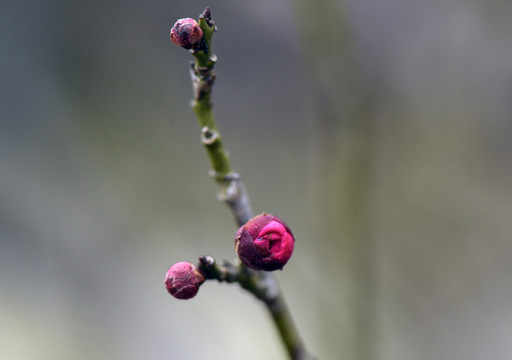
[235,213,295,271]
[170,18,203,49]
[165,261,205,299]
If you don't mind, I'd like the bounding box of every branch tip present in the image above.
[200,7,215,28]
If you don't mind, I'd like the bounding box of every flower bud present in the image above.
[170,18,203,49]
[165,261,205,300]
[235,213,295,271]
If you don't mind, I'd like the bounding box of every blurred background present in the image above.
[1,0,511,359]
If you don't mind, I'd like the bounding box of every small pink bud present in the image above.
[165,261,205,300]
[170,18,203,49]
[235,213,295,271]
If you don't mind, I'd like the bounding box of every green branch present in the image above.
[185,8,252,225]
[189,8,230,180]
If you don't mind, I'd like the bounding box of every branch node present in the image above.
[199,255,215,267]
[208,170,237,182]
[220,177,240,201]
[201,126,218,145]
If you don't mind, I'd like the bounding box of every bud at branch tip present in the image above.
[170,18,203,49]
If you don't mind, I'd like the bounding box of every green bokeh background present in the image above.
[1,1,511,359]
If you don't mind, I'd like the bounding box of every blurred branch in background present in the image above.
[293,0,512,359]
[293,0,377,359]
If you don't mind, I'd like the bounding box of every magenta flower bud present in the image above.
[170,18,203,49]
[235,213,295,271]
[165,261,205,300]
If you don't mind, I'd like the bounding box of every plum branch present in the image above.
[167,7,314,360]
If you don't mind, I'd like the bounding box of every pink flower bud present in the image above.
[170,18,203,49]
[235,213,295,271]
[165,261,205,300]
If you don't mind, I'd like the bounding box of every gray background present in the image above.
[1,0,511,359]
